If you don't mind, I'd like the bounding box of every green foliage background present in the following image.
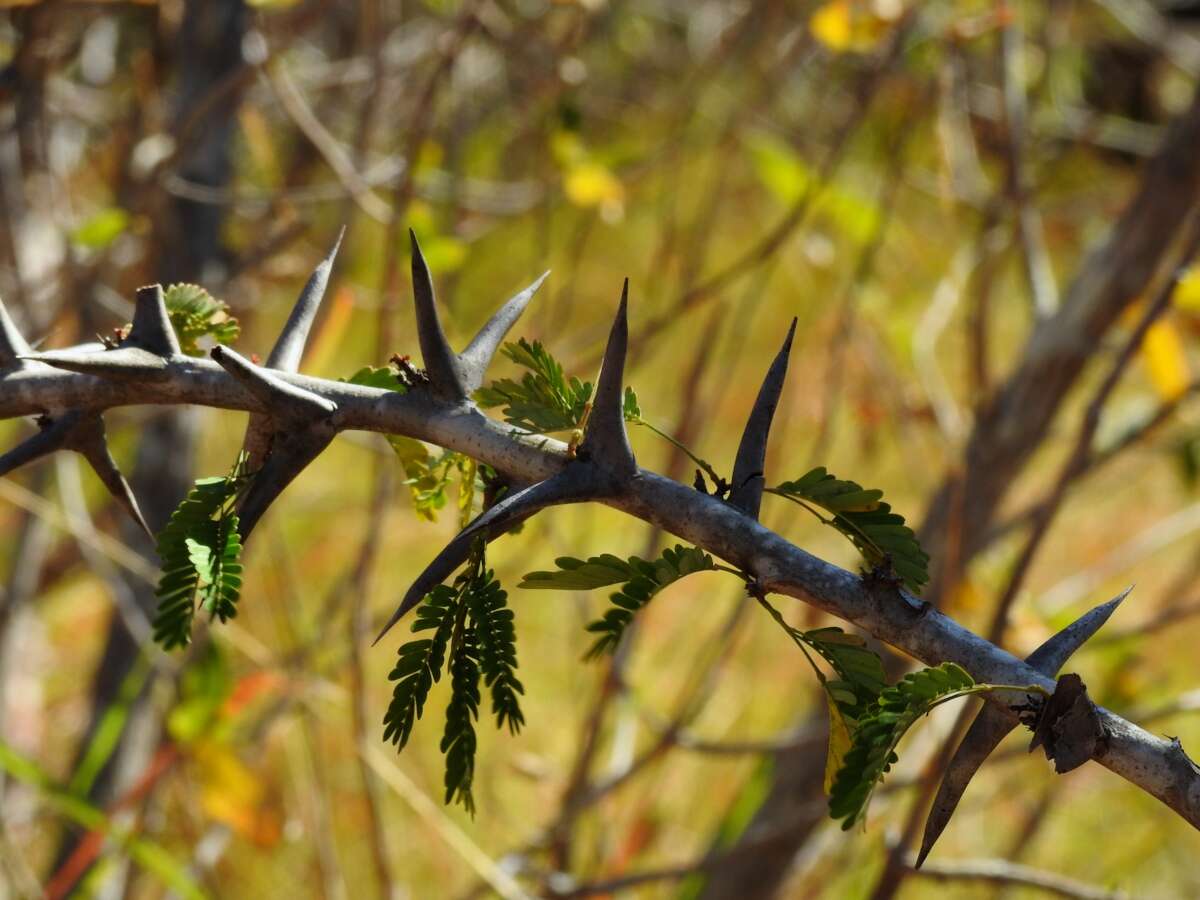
[2,2,1200,898]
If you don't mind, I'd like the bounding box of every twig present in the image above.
[361,744,535,900]
[906,856,1130,900]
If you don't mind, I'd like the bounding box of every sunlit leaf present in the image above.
[1175,266,1200,312]
[72,207,130,250]
[163,283,240,356]
[810,0,895,54]
[1141,319,1192,401]
[743,132,880,241]
[194,741,282,846]
[823,690,854,794]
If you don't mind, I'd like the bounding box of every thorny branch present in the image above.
[2,236,1200,839]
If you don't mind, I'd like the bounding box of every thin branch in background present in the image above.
[1001,8,1059,319]
[1038,501,1200,615]
[987,211,1200,645]
[906,856,1130,900]
[622,15,915,363]
[983,383,1200,549]
[262,52,393,224]
[808,99,918,463]
[362,743,534,900]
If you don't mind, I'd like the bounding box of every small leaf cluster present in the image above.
[771,466,929,592]
[383,549,523,814]
[475,338,593,433]
[163,284,240,356]
[756,597,887,791]
[386,436,485,525]
[520,545,717,658]
[343,364,410,392]
[829,662,975,829]
[153,456,250,649]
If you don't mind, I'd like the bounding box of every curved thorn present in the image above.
[918,587,1131,866]
[916,706,1015,869]
[29,347,169,379]
[375,467,601,643]
[578,279,635,476]
[458,271,551,394]
[236,426,336,540]
[69,415,153,539]
[266,227,345,372]
[0,296,31,369]
[0,411,152,537]
[211,345,337,419]
[410,229,467,400]
[729,318,797,519]
[0,417,73,478]
[127,284,181,357]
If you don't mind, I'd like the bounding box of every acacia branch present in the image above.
[2,304,1199,832]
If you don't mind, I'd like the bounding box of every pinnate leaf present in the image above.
[771,467,929,592]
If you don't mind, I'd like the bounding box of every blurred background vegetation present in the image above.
[2,0,1200,897]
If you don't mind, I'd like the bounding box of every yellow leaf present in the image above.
[811,0,853,50]
[194,742,281,846]
[1175,266,1200,313]
[810,0,894,53]
[1141,319,1192,401]
[823,689,855,794]
[564,162,624,209]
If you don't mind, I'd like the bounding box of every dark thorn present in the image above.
[410,229,467,401]
[69,416,154,540]
[0,411,151,536]
[918,587,1130,865]
[915,706,1017,869]
[374,467,602,643]
[28,347,169,379]
[729,318,797,519]
[577,279,636,477]
[458,271,551,394]
[0,296,31,369]
[266,226,345,372]
[0,417,74,478]
[127,284,181,357]
[1026,585,1131,676]
[211,345,337,420]
[236,425,336,540]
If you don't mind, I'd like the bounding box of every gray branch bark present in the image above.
[3,349,1199,829]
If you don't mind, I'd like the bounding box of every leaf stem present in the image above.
[632,418,725,488]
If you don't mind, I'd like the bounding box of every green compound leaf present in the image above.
[344,365,409,392]
[162,283,240,357]
[466,569,524,734]
[152,458,249,650]
[756,597,887,794]
[521,545,717,659]
[441,628,481,814]
[770,466,929,593]
[383,585,458,751]
[475,338,593,433]
[385,437,482,523]
[829,662,975,830]
[384,548,524,815]
[476,338,642,436]
[802,626,888,721]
